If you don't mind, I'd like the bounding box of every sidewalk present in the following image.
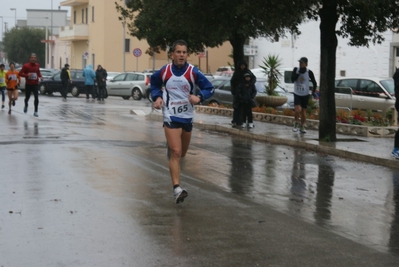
[148,110,399,170]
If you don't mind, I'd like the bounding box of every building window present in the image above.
[82,9,84,23]
[85,8,88,24]
[125,39,130,53]
[74,11,76,24]
[92,6,95,22]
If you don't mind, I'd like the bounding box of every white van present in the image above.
[251,67,296,93]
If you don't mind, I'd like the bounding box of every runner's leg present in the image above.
[164,126,183,186]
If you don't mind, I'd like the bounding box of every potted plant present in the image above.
[255,54,288,107]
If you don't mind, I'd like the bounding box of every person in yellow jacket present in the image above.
[5,62,21,114]
[0,63,6,109]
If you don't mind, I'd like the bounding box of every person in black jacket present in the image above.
[237,73,257,128]
[230,59,256,127]
[95,65,107,101]
[391,68,399,159]
[60,64,71,101]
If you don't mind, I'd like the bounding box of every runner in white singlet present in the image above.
[150,40,214,204]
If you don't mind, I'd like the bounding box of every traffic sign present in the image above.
[133,48,142,57]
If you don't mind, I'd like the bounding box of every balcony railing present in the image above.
[59,24,89,40]
[60,0,89,6]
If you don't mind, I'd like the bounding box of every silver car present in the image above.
[106,72,151,100]
[334,77,396,115]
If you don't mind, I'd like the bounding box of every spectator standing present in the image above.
[150,39,214,204]
[291,57,318,133]
[391,68,399,159]
[230,60,256,127]
[83,64,96,100]
[0,63,6,109]
[238,73,257,128]
[19,53,42,117]
[60,64,71,101]
[5,62,21,114]
[95,65,107,101]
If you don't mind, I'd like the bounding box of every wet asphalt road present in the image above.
[0,93,399,266]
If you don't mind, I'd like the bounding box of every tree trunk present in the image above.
[318,0,339,142]
[229,34,246,70]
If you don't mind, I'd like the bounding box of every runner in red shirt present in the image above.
[19,53,42,117]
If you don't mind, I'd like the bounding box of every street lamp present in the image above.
[10,8,16,28]
[0,16,3,41]
[43,17,50,68]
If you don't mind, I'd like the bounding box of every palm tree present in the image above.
[260,54,282,95]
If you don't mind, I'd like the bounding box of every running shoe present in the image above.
[8,109,11,115]
[174,187,188,204]
[300,125,307,133]
[12,100,15,106]
[33,112,38,117]
[391,149,399,160]
[241,123,246,128]
[292,122,299,132]
[248,123,254,128]
[1,105,4,109]
[23,105,28,113]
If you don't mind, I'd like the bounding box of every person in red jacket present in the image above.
[19,53,42,117]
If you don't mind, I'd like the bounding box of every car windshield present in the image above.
[108,72,120,78]
[211,79,228,88]
[379,79,395,95]
[41,70,53,77]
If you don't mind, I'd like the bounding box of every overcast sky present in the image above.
[1,0,69,33]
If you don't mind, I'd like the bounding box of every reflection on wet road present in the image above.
[187,132,399,255]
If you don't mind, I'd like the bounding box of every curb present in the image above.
[147,112,399,170]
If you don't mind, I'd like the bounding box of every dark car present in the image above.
[202,77,295,109]
[39,69,86,97]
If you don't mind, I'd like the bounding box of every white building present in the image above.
[252,20,399,83]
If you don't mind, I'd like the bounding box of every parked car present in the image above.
[204,73,215,81]
[201,77,295,109]
[214,66,235,76]
[38,69,87,97]
[106,72,151,100]
[334,77,396,115]
[106,72,121,82]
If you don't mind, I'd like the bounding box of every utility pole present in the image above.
[123,0,126,72]
[50,0,53,68]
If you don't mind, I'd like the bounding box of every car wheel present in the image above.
[122,96,130,100]
[71,86,80,97]
[132,88,142,100]
[39,84,46,95]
